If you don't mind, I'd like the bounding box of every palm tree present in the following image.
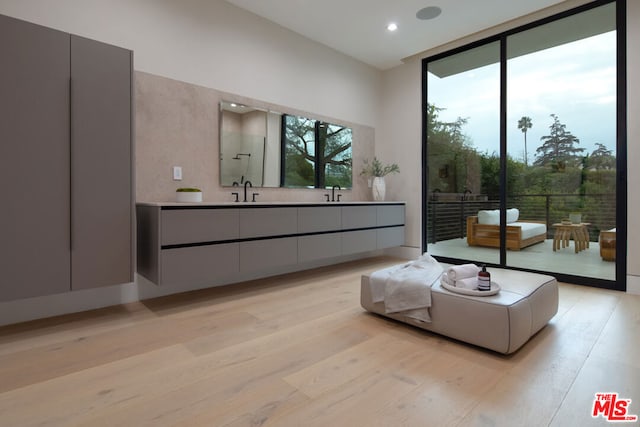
[517,116,533,166]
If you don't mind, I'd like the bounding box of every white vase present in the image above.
[372,177,386,201]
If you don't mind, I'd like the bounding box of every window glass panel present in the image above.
[506,2,616,280]
[426,42,500,265]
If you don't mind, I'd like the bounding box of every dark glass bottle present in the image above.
[478,265,491,291]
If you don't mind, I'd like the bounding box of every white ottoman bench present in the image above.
[361,267,558,354]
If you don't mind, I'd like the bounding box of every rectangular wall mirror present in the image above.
[219,100,353,189]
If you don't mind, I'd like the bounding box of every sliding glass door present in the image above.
[425,42,501,266]
[423,0,624,289]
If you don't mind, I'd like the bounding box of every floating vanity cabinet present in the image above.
[136,202,405,288]
[0,14,133,301]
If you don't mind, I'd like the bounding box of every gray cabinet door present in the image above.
[0,15,71,301]
[70,35,133,290]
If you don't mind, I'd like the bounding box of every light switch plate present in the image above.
[173,166,182,181]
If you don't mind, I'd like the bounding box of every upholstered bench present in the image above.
[361,266,558,354]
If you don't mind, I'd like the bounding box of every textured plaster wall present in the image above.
[135,71,375,204]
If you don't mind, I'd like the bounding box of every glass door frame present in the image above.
[421,0,627,291]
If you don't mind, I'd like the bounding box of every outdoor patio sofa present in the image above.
[466,208,547,250]
[599,228,616,261]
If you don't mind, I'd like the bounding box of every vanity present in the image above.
[137,202,405,287]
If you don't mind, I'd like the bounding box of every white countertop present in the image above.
[137,201,406,207]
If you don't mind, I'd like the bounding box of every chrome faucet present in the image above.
[243,180,252,202]
[331,185,341,202]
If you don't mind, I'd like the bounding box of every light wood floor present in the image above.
[0,257,638,427]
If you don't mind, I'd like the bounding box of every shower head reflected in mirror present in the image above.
[232,153,251,160]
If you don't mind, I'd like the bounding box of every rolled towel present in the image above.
[440,275,477,290]
[440,274,451,286]
[446,264,480,282]
[455,277,478,290]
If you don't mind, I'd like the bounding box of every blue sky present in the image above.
[428,31,617,162]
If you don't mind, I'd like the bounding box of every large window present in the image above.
[423,0,624,289]
[281,114,352,188]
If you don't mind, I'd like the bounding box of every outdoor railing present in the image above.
[426,193,616,244]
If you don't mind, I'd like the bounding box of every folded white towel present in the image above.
[446,264,480,282]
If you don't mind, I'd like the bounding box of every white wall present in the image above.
[377,59,423,251]
[378,0,639,292]
[626,0,640,294]
[0,0,381,128]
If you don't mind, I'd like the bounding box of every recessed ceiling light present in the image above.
[416,6,442,20]
[386,22,398,32]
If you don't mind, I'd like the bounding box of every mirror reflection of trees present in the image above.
[282,114,352,188]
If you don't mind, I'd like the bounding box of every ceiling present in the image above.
[224,0,568,70]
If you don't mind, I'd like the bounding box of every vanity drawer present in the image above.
[377,205,405,226]
[341,206,377,229]
[161,209,239,246]
[239,208,297,238]
[377,226,405,249]
[161,242,239,286]
[342,229,377,255]
[298,233,341,262]
[239,237,297,272]
[298,206,341,233]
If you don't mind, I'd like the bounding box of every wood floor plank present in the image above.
[283,332,426,398]
[0,344,193,427]
[457,284,621,427]
[73,324,371,426]
[0,310,259,393]
[0,302,156,356]
[549,354,640,427]
[0,257,636,427]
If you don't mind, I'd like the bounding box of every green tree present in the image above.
[517,116,533,166]
[534,114,584,169]
[426,103,479,194]
[588,142,616,170]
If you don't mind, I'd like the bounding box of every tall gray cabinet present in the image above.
[0,14,133,301]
